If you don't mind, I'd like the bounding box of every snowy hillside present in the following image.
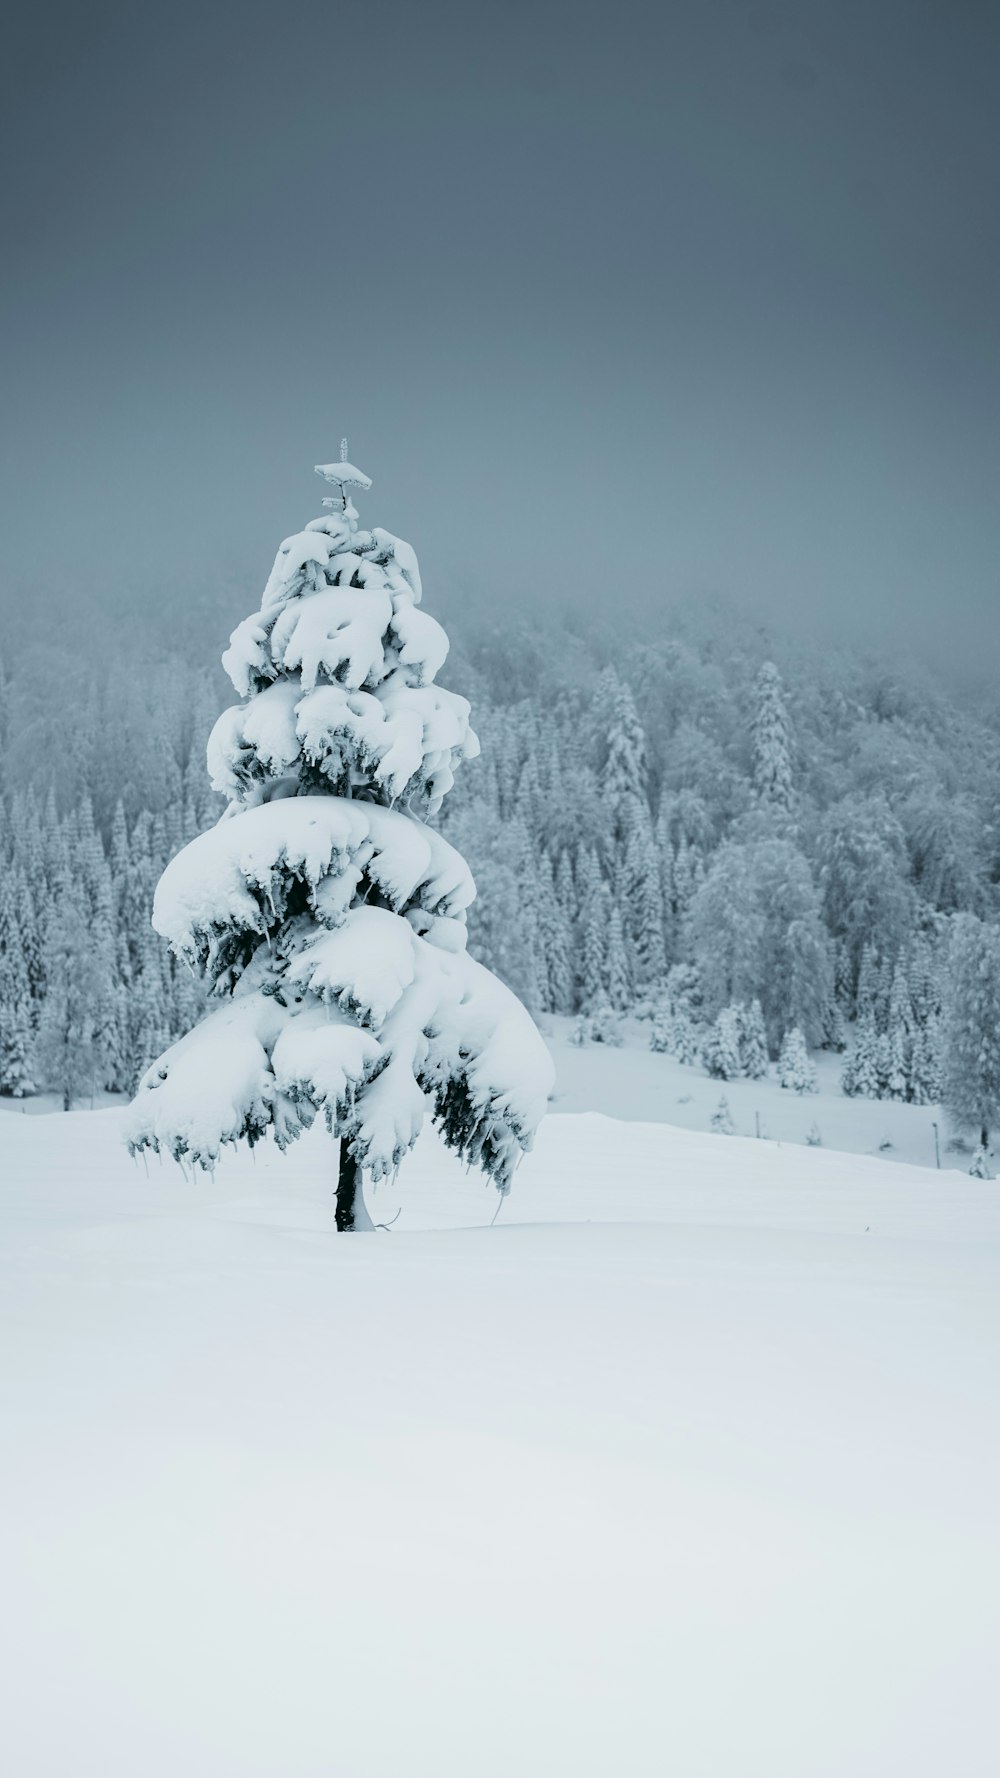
[3,1107,999,1778]
[2,1011,961,1173]
[544,1016,954,1172]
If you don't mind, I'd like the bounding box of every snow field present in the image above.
[545,1014,955,1172]
[3,1107,1000,1777]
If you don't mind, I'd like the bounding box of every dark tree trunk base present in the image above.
[335,1144,373,1232]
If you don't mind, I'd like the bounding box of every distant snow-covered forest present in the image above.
[2,579,999,1126]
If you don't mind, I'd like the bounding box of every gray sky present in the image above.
[1,0,998,663]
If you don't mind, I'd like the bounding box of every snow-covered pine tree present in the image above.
[35,864,107,1109]
[941,914,1000,1155]
[604,904,632,1012]
[738,998,768,1079]
[841,1011,879,1098]
[125,455,554,1228]
[536,854,574,1013]
[777,1026,818,1094]
[884,963,912,1101]
[908,1016,942,1106]
[701,1006,743,1081]
[751,661,793,810]
[710,1094,735,1135]
[0,872,34,1096]
[600,673,648,808]
[855,941,880,1025]
[581,878,609,1011]
[625,822,667,991]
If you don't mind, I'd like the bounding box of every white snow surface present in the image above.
[2,1107,999,1777]
[544,1016,958,1172]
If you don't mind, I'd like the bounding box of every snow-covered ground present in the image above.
[3,1106,999,1776]
[544,1014,957,1172]
[1,1018,959,1175]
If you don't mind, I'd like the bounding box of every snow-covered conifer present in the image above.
[710,1094,734,1136]
[627,825,667,990]
[581,881,608,1011]
[941,915,1000,1154]
[820,996,847,1053]
[604,904,632,1012]
[125,456,553,1228]
[777,1026,817,1093]
[855,943,881,1026]
[588,1000,624,1046]
[908,1017,942,1106]
[884,963,912,1101]
[35,868,107,1109]
[601,675,648,810]
[751,661,793,810]
[738,999,768,1079]
[0,872,34,1096]
[702,1006,743,1081]
[536,854,574,1013]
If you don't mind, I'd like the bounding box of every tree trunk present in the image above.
[335,1142,373,1232]
[982,1124,990,1152]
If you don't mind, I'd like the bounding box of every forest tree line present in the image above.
[2,591,1000,1128]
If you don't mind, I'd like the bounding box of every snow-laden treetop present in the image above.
[126,460,554,1200]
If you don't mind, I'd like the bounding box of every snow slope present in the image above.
[1,1016,959,1175]
[3,1110,999,1778]
[545,1014,956,1172]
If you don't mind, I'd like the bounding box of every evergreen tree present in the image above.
[941,915,1000,1152]
[601,675,648,809]
[0,872,34,1095]
[777,1027,818,1094]
[627,824,667,990]
[710,1094,734,1136]
[35,869,107,1109]
[604,904,632,1012]
[536,853,574,1013]
[581,881,608,1011]
[126,453,553,1228]
[884,963,912,1101]
[751,661,793,809]
[738,999,768,1079]
[702,1006,743,1081]
[842,1013,880,1098]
